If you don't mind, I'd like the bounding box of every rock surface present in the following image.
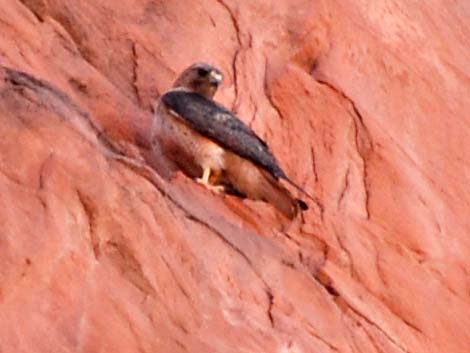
[0,1,469,352]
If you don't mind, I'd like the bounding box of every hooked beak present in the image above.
[209,70,223,86]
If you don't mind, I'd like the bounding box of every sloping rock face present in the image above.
[0,1,469,352]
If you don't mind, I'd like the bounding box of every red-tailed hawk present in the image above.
[153,62,312,219]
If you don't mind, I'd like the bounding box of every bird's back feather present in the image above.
[162,91,286,179]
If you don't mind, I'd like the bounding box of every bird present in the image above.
[152,62,314,219]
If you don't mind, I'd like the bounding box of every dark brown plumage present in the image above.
[161,91,285,178]
[152,62,311,219]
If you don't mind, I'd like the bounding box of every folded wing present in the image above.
[162,91,286,179]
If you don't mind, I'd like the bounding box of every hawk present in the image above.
[153,62,313,219]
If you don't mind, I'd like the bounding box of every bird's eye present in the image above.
[197,68,209,76]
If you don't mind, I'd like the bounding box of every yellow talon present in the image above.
[196,167,211,186]
[196,167,224,193]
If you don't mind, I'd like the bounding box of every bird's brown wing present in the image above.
[161,90,286,179]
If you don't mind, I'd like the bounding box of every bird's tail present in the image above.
[281,176,316,209]
[223,155,310,219]
[259,171,308,219]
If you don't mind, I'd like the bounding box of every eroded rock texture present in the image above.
[0,1,469,352]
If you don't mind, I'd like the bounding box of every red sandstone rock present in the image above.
[0,1,469,352]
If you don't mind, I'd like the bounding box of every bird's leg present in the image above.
[196,167,211,185]
[196,167,224,193]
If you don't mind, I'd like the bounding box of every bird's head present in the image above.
[172,62,223,98]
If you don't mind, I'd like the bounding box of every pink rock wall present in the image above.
[0,1,469,352]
